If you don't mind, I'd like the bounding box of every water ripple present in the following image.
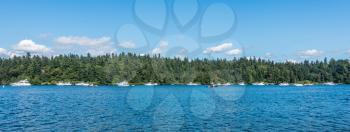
[0,85,349,131]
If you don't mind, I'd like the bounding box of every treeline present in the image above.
[0,53,349,85]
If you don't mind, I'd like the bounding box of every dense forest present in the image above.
[0,53,350,85]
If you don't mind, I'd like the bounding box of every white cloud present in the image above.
[55,36,111,46]
[14,40,52,53]
[151,41,168,54]
[5,51,22,58]
[225,49,242,56]
[286,59,297,64]
[299,49,323,57]
[87,45,117,56]
[265,52,272,57]
[245,56,254,60]
[347,49,350,54]
[9,52,19,58]
[119,41,136,49]
[0,48,8,57]
[203,43,233,54]
[172,48,189,59]
[54,36,115,55]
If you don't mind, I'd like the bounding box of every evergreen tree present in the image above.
[0,53,349,85]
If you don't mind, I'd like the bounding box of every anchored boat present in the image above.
[187,82,200,86]
[145,82,158,86]
[117,81,130,87]
[57,82,72,86]
[11,80,31,86]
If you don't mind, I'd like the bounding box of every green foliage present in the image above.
[0,53,349,85]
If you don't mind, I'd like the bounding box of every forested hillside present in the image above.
[0,53,349,85]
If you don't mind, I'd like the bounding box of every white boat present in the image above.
[223,83,232,86]
[11,80,31,86]
[145,82,158,86]
[57,82,72,86]
[208,83,219,88]
[304,83,314,86]
[117,81,129,87]
[252,82,265,86]
[187,82,200,86]
[279,83,290,86]
[76,82,94,87]
[323,82,336,86]
[216,83,222,86]
[238,82,246,86]
[293,84,304,87]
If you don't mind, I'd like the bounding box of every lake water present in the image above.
[0,85,349,131]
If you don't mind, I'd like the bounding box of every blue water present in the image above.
[0,85,349,131]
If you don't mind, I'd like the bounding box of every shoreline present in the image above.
[2,83,346,87]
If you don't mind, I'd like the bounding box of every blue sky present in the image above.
[0,0,349,61]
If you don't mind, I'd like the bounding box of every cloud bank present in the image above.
[54,36,116,56]
[119,41,136,49]
[299,49,323,57]
[55,36,111,46]
[14,40,52,53]
[0,48,8,57]
[203,42,242,56]
[203,43,233,54]
[225,49,241,56]
[152,41,169,54]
